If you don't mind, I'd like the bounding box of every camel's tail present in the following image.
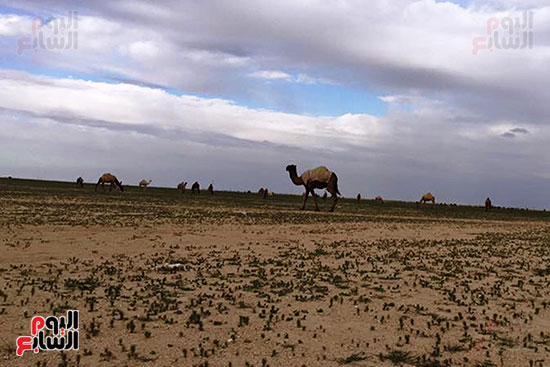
[332,173,341,196]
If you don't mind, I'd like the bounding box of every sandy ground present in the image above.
[1,182,550,367]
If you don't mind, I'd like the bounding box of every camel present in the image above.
[191,181,200,195]
[95,173,124,192]
[76,177,84,188]
[375,195,384,204]
[420,192,435,205]
[139,179,152,191]
[207,182,214,196]
[177,181,187,194]
[485,197,492,212]
[357,193,361,202]
[286,164,340,212]
[259,188,268,199]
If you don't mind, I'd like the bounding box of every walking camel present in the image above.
[191,181,200,195]
[177,181,187,194]
[76,177,84,188]
[139,179,152,191]
[286,164,340,212]
[95,173,124,192]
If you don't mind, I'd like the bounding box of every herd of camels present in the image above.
[81,165,494,212]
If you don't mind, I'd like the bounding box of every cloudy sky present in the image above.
[0,0,549,207]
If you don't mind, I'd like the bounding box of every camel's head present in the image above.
[285,164,296,173]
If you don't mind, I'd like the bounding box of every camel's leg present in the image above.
[329,191,338,212]
[311,189,320,211]
[327,175,339,212]
[301,189,309,210]
[102,182,105,191]
[95,179,101,192]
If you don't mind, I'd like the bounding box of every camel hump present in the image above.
[101,173,116,181]
[423,193,434,200]
[301,166,332,183]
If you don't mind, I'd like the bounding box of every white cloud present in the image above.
[0,14,31,35]
[248,70,292,81]
[0,70,384,151]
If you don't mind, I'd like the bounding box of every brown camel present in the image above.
[485,197,492,211]
[76,177,84,188]
[420,192,435,205]
[207,183,214,196]
[191,181,200,195]
[95,173,124,192]
[286,164,340,212]
[177,181,187,193]
[375,195,384,204]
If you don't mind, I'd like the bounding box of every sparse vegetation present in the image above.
[1,177,549,366]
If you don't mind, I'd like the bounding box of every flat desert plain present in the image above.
[1,178,550,367]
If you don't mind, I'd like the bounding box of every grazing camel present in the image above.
[95,173,124,192]
[485,197,492,212]
[139,179,152,191]
[357,193,361,202]
[420,192,435,205]
[191,181,200,195]
[286,164,340,212]
[177,181,187,194]
[207,182,214,196]
[375,195,384,204]
[76,177,84,188]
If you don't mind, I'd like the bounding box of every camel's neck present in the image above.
[288,170,303,186]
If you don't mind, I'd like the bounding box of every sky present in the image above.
[0,0,549,208]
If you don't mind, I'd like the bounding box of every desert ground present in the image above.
[1,178,550,367]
